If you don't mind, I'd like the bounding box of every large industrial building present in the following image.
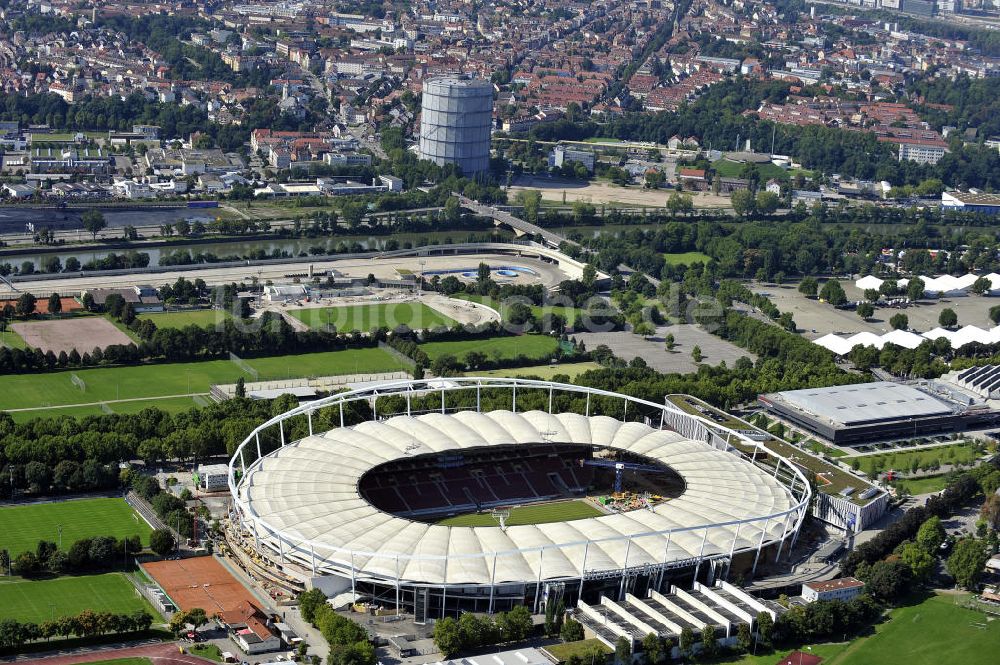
[418,76,493,175]
[759,381,1000,444]
[227,379,810,621]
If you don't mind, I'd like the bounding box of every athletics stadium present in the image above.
[227,379,809,622]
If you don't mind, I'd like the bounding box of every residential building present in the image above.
[802,577,865,603]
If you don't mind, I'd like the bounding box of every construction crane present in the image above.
[580,458,670,493]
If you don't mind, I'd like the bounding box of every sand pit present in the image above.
[11,317,133,354]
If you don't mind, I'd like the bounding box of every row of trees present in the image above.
[2,534,142,579]
[433,606,534,658]
[0,609,154,651]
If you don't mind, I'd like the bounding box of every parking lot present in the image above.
[574,323,754,374]
[755,283,999,338]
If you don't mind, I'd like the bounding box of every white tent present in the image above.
[855,275,883,291]
[881,329,925,349]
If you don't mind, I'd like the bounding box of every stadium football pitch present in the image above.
[0,498,152,557]
[0,573,152,622]
[289,303,456,332]
[435,499,604,527]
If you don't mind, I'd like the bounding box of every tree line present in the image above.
[2,533,143,579]
[0,609,154,652]
[297,589,375,665]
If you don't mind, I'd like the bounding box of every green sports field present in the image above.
[137,309,234,329]
[9,396,208,423]
[0,573,151,623]
[421,335,559,362]
[435,499,603,527]
[0,347,402,411]
[453,294,584,328]
[288,303,455,332]
[0,498,152,556]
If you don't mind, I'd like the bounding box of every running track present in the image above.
[14,642,214,665]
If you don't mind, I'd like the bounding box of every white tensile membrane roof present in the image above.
[241,410,796,586]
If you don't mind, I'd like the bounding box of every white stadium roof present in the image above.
[239,410,797,586]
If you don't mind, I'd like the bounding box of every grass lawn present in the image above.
[436,499,603,527]
[582,137,623,144]
[712,158,789,181]
[847,444,979,476]
[453,294,584,328]
[466,362,602,380]
[663,251,713,266]
[828,592,1000,665]
[137,309,234,329]
[421,335,559,362]
[0,497,153,555]
[544,639,612,663]
[0,347,402,411]
[9,395,210,423]
[0,573,152,623]
[0,328,28,349]
[288,303,455,332]
[891,474,951,495]
[188,644,224,662]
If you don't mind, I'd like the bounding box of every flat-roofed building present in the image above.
[759,381,1000,444]
[802,577,865,603]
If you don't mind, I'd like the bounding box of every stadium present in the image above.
[227,379,810,621]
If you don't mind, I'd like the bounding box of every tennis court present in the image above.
[143,556,257,614]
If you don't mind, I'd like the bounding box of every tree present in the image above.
[990,305,1000,325]
[298,588,327,624]
[731,189,755,218]
[15,292,36,318]
[149,529,175,557]
[947,538,988,590]
[982,494,1000,530]
[819,280,847,306]
[235,377,246,398]
[907,277,925,302]
[864,288,880,302]
[939,308,958,328]
[691,345,702,362]
[898,541,934,580]
[756,191,780,215]
[561,617,585,642]
[434,617,463,658]
[798,277,818,298]
[889,313,909,330]
[916,516,945,552]
[736,622,752,653]
[81,209,107,240]
[614,636,631,665]
[700,624,718,659]
[857,302,874,320]
[865,560,910,601]
[47,293,62,316]
[641,632,662,665]
[971,276,991,295]
[498,605,532,642]
[678,626,694,658]
[516,190,542,224]
[665,333,675,351]
[755,612,773,647]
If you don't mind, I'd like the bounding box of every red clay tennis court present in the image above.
[144,556,258,614]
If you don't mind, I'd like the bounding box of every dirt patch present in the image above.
[0,296,82,315]
[11,317,133,354]
[144,556,258,615]
[510,175,733,208]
